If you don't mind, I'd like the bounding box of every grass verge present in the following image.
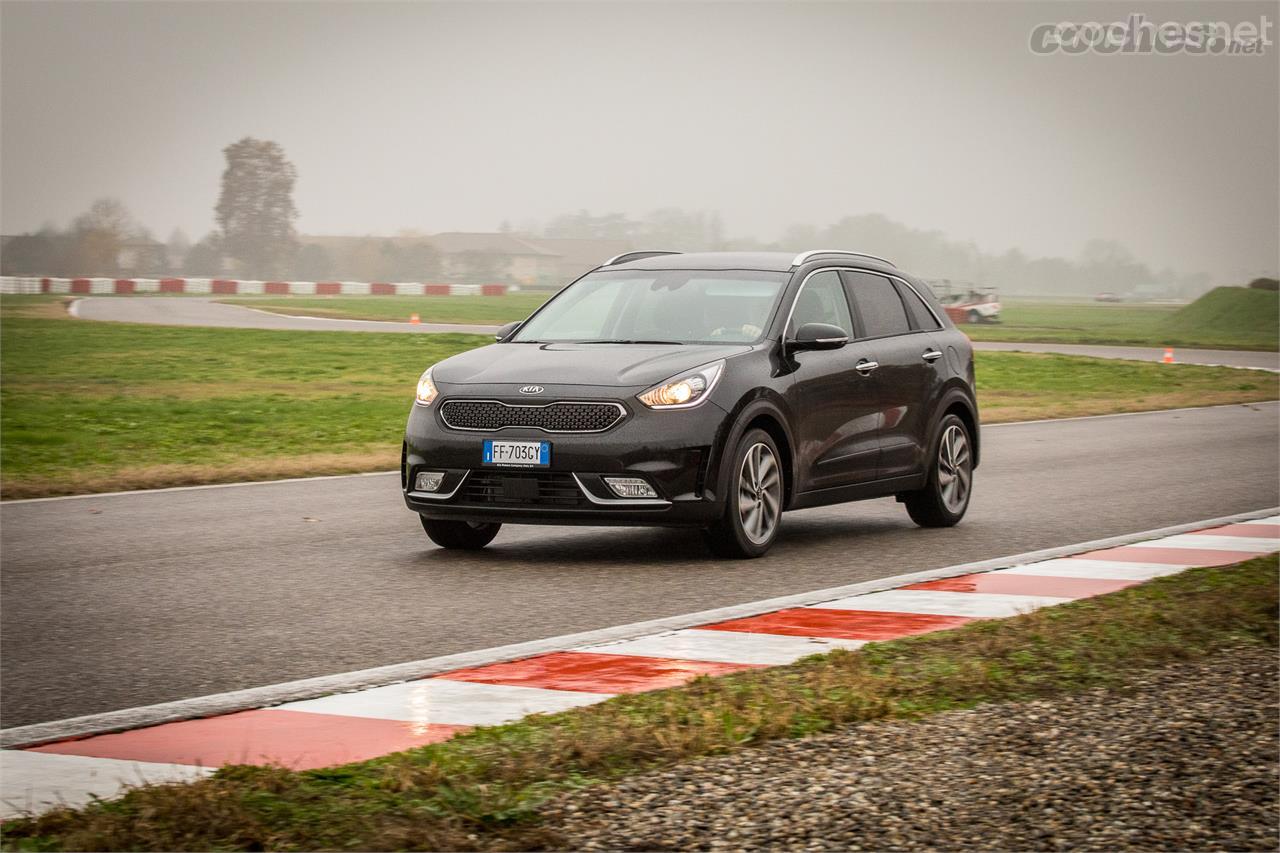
[3,555,1275,851]
[222,294,551,326]
[2,297,1276,498]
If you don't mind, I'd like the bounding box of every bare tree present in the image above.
[214,137,298,278]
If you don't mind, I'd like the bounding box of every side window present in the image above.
[845,272,911,338]
[895,280,942,330]
[788,271,854,336]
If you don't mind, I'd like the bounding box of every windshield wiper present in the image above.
[577,339,684,345]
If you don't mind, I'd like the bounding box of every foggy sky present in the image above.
[2,0,1277,282]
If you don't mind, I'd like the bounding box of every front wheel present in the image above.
[902,415,973,528]
[420,516,501,550]
[703,429,784,559]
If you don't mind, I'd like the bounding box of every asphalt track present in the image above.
[72,296,1280,370]
[2,403,1277,728]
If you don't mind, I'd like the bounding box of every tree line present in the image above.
[0,138,1228,298]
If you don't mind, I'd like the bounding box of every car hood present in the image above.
[432,342,752,388]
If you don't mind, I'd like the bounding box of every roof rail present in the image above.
[601,250,682,266]
[791,249,896,268]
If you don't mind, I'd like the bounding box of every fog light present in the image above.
[414,471,446,492]
[603,477,658,499]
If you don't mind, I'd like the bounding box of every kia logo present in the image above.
[519,385,544,395]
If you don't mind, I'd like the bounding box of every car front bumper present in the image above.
[402,387,732,527]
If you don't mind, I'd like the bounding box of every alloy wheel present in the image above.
[738,442,782,544]
[937,424,972,513]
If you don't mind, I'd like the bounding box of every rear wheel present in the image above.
[967,308,982,324]
[704,429,784,559]
[903,415,973,528]
[420,517,501,550]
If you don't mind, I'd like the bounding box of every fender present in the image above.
[707,390,798,508]
[927,382,981,468]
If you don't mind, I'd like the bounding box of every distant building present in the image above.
[518,237,633,285]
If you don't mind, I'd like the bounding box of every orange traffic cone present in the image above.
[1162,347,1175,364]
[410,313,421,325]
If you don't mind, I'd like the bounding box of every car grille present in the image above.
[439,400,625,433]
[457,471,587,507]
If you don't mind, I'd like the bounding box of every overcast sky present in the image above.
[2,0,1276,281]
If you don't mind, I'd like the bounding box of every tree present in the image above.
[214,137,299,278]
[184,232,225,276]
[69,197,138,275]
[165,228,192,273]
[293,243,333,281]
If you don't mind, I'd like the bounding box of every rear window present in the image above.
[896,281,942,330]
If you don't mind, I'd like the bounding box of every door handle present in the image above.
[922,350,944,362]
[855,359,879,374]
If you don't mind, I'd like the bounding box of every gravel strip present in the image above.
[542,646,1279,851]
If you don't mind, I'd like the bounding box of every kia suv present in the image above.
[403,250,978,558]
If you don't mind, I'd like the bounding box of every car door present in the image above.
[841,270,940,481]
[787,270,882,491]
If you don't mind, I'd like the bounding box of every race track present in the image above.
[3,402,1276,728]
[71,296,1280,370]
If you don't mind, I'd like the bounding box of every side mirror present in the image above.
[788,322,849,352]
[494,320,522,342]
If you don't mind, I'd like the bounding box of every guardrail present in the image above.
[0,277,509,297]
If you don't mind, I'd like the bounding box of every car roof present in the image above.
[603,251,899,275]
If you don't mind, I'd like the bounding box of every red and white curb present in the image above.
[0,276,508,297]
[3,510,1277,819]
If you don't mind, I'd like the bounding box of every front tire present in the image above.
[420,516,501,550]
[903,414,973,528]
[703,429,784,559]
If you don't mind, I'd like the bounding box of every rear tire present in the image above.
[967,308,982,324]
[703,429,784,559]
[420,517,501,550]
[903,414,973,528]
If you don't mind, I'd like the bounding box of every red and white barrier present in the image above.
[0,277,508,297]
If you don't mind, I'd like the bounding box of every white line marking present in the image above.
[815,589,1070,618]
[1140,533,1279,552]
[1,470,399,504]
[0,751,214,821]
[580,628,865,666]
[3,506,1273,749]
[994,558,1189,581]
[269,679,609,727]
[986,400,1278,428]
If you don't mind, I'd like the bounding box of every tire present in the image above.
[420,516,501,550]
[902,414,973,528]
[703,429,784,559]
[967,309,982,324]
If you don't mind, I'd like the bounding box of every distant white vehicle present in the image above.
[927,280,1001,324]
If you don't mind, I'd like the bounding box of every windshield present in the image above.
[512,269,788,345]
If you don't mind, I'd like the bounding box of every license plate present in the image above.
[483,439,551,468]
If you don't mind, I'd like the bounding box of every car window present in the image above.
[895,280,942,330]
[845,271,911,338]
[788,270,854,336]
[512,269,787,345]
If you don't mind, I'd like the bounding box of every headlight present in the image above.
[415,368,439,406]
[637,360,724,409]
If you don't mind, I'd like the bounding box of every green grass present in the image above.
[1,296,1275,498]
[223,293,551,325]
[1158,287,1280,350]
[968,290,1279,351]
[3,555,1274,852]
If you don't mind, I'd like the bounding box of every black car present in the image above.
[403,250,978,558]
